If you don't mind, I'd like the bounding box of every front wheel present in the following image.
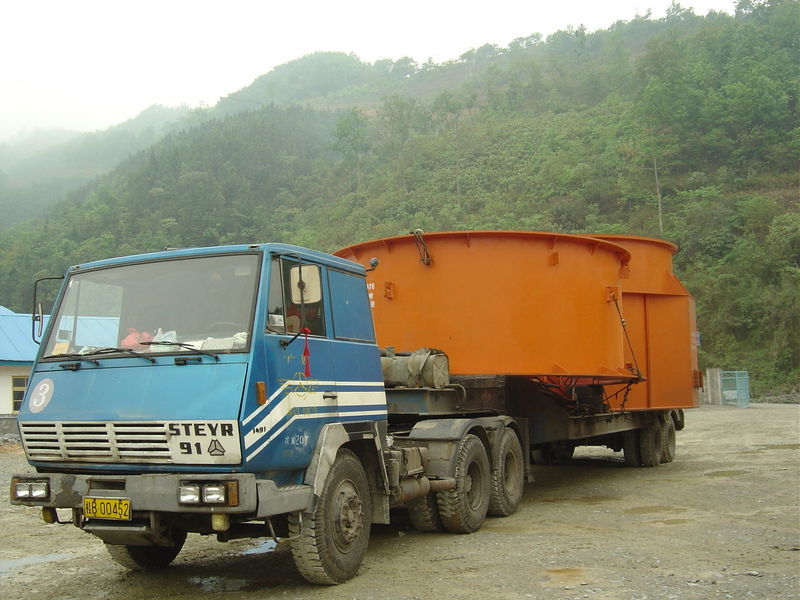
[289,448,371,584]
[106,530,186,570]
[436,434,490,533]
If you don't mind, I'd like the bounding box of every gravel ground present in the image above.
[0,404,798,600]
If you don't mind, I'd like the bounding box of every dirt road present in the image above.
[1,404,798,600]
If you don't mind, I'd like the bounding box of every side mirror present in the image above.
[35,302,44,340]
[31,275,64,345]
[289,265,322,304]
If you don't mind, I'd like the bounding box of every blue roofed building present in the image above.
[0,307,119,416]
[0,306,41,415]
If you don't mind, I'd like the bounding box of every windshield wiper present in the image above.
[82,347,156,363]
[42,353,101,366]
[139,341,219,361]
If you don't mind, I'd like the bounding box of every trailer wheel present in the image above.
[673,409,686,431]
[407,492,445,532]
[436,433,490,533]
[638,422,664,468]
[105,530,186,570]
[288,448,371,584]
[623,430,641,466]
[488,428,525,517]
[661,419,677,463]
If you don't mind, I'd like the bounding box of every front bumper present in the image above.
[10,472,313,518]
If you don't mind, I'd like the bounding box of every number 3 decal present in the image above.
[29,378,54,414]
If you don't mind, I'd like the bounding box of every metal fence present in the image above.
[721,370,750,408]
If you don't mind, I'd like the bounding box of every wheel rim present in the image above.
[503,449,521,495]
[332,478,363,553]
[466,459,485,510]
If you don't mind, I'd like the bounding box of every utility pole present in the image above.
[653,155,664,235]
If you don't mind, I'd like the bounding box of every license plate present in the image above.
[83,497,132,520]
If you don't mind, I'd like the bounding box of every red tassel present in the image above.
[301,328,311,377]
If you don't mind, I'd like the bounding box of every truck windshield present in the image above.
[43,253,260,358]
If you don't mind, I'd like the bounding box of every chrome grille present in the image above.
[19,422,172,463]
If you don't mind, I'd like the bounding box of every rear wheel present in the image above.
[488,428,525,517]
[661,419,677,463]
[106,530,186,570]
[638,422,664,468]
[407,492,444,532]
[436,434,490,533]
[288,449,371,584]
[623,430,641,466]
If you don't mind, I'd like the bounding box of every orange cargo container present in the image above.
[590,234,700,411]
[336,230,698,411]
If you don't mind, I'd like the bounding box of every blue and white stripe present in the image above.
[242,380,386,462]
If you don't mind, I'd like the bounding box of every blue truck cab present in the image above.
[11,243,523,584]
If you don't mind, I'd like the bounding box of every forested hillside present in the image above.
[0,0,796,394]
[0,104,191,229]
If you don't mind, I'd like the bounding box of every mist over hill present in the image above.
[0,105,192,229]
[0,0,797,394]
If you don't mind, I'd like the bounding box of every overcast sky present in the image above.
[1,0,737,142]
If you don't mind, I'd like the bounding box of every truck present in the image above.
[10,230,699,584]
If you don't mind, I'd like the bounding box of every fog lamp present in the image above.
[178,484,201,504]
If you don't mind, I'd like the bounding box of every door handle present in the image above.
[322,391,338,400]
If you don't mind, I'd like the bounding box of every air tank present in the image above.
[335,231,635,380]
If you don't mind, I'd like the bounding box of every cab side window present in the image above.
[266,259,286,333]
[267,258,326,336]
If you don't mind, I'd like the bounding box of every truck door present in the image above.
[326,267,387,422]
[242,256,339,472]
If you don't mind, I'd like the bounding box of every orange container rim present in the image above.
[589,233,678,255]
[336,230,633,265]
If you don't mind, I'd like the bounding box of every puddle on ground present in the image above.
[742,444,799,454]
[649,518,693,525]
[760,444,800,451]
[705,470,748,478]
[624,505,686,515]
[188,576,250,593]
[241,539,277,555]
[0,553,74,576]
[540,495,620,504]
[546,567,585,576]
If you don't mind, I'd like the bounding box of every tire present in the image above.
[288,449,371,584]
[623,430,641,466]
[661,419,676,463]
[436,434,491,533]
[488,428,525,517]
[106,530,186,570]
[638,422,664,468]
[531,447,551,465]
[552,443,575,462]
[407,492,444,532]
[673,409,686,431]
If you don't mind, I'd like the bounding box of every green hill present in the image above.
[0,0,797,395]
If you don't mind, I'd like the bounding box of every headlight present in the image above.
[178,484,201,504]
[14,482,32,499]
[202,485,227,504]
[12,479,50,501]
[30,481,49,499]
[178,481,238,506]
